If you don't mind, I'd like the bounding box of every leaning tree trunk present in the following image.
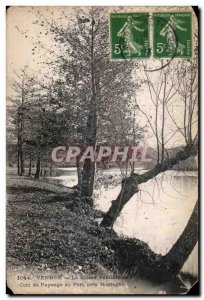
[163,200,198,280]
[110,200,198,283]
[101,176,139,227]
[101,142,198,228]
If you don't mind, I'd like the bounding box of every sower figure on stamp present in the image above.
[117,16,144,56]
[160,15,187,55]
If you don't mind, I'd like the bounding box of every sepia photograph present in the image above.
[6,5,199,295]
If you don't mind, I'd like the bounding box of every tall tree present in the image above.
[31,7,138,197]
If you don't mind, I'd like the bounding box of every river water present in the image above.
[47,167,198,277]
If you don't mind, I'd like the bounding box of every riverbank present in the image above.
[7,176,119,276]
[7,175,73,194]
[6,175,197,294]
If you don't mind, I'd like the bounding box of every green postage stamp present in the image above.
[110,12,192,59]
[153,12,192,58]
[110,13,150,59]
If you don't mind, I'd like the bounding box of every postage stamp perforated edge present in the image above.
[108,7,195,61]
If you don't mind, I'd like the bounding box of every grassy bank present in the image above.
[6,176,117,276]
[6,176,197,294]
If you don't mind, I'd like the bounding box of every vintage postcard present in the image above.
[6,6,199,295]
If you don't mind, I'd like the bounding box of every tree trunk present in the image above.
[50,162,53,176]
[80,16,97,199]
[40,167,43,177]
[110,200,198,283]
[35,156,41,179]
[164,200,198,279]
[80,110,96,198]
[81,160,95,198]
[19,137,24,176]
[76,157,83,189]
[101,176,139,227]
[17,140,20,175]
[101,142,198,227]
[28,154,32,176]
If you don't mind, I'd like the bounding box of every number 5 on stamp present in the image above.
[153,12,192,58]
[110,13,150,59]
